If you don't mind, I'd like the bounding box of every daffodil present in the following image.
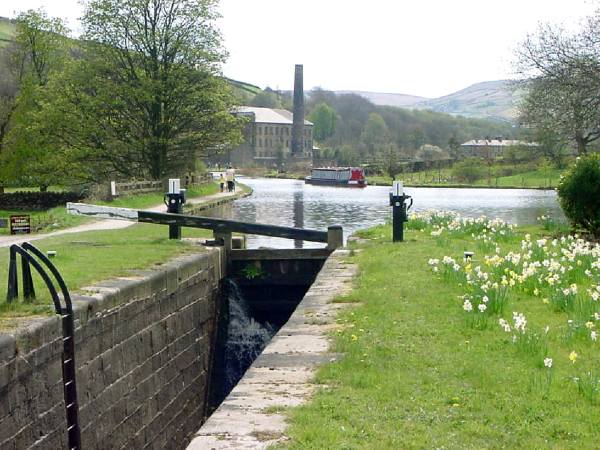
[569,351,578,364]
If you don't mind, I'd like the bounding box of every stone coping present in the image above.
[187,249,357,449]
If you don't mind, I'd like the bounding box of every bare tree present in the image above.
[515,15,600,154]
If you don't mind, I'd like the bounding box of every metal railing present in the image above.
[7,243,81,450]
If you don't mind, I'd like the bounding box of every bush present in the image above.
[557,154,600,237]
[451,158,486,183]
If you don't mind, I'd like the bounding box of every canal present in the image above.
[220,177,563,249]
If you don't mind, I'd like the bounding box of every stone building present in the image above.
[460,138,538,159]
[211,106,313,168]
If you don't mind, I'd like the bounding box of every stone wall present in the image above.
[0,192,84,211]
[0,248,225,450]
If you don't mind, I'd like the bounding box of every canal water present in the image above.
[220,177,563,249]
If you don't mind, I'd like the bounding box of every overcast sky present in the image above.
[1,0,596,97]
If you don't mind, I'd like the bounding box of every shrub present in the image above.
[451,158,486,183]
[557,154,600,237]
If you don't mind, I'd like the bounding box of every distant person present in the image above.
[218,173,225,192]
[226,166,235,192]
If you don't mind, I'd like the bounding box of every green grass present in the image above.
[0,18,15,43]
[0,181,229,320]
[282,222,600,448]
[368,166,563,189]
[474,168,561,188]
[0,222,213,323]
[97,182,219,210]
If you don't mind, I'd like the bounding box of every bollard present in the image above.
[389,181,413,243]
[164,178,186,239]
[327,225,343,250]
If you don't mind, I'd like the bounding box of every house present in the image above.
[460,138,538,159]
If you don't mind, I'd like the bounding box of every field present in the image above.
[282,213,600,448]
[368,166,562,189]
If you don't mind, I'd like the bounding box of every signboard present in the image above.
[10,215,31,235]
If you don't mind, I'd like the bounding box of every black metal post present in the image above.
[392,200,405,242]
[21,255,35,301]
[7,246,17,302]
[389,193,413,243]
[164,193,185,240]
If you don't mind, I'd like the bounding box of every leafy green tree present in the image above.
[308,102,337,141]
[42,0,243,181]
[360,112,389,154]
[557,154,600,236]
[451,158,486,183]
[0,9,71,190]
[379,143,402,180]
[336,144,360,166]
[250,89,281,108]
[0,43,25,173]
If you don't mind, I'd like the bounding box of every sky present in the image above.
[1,0,597,98]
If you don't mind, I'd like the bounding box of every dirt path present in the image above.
[0,189,240,248]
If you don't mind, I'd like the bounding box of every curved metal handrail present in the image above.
[7,243,81,450]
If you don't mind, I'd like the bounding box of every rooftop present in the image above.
[461,139,538,147]
[234,106,312,126]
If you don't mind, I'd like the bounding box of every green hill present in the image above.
[340,80,522,122]
[0,16,15,46]
[411,80,520,121]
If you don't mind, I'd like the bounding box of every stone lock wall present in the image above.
[0,248,224,450]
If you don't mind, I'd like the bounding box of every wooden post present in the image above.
[214,231,232,251]
[327,226,343,250]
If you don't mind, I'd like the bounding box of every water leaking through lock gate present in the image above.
[206,253,326,415]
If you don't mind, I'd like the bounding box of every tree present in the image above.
[379,143,402,180]
[516,16,600,155]
[308,102,337,141]
[250,89,281,108]
[0,9,71,190]
[451,158,486,183]
[360,112,389,155]
[43,0,242,181]
[0,42,25,167]
[557,154,600,237]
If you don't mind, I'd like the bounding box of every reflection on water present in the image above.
[219,177,564,249]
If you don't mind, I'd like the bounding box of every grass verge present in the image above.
[0,223,213,323]
[282,215,599,448]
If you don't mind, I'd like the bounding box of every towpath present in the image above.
[0,188,243,248]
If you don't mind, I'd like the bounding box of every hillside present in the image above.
[411,80,518,121]
[0,16,15,46]
[1,14,518,121]
[340,80,520,122]
[335,90,428,108]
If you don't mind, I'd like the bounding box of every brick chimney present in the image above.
[291,64,304,155]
